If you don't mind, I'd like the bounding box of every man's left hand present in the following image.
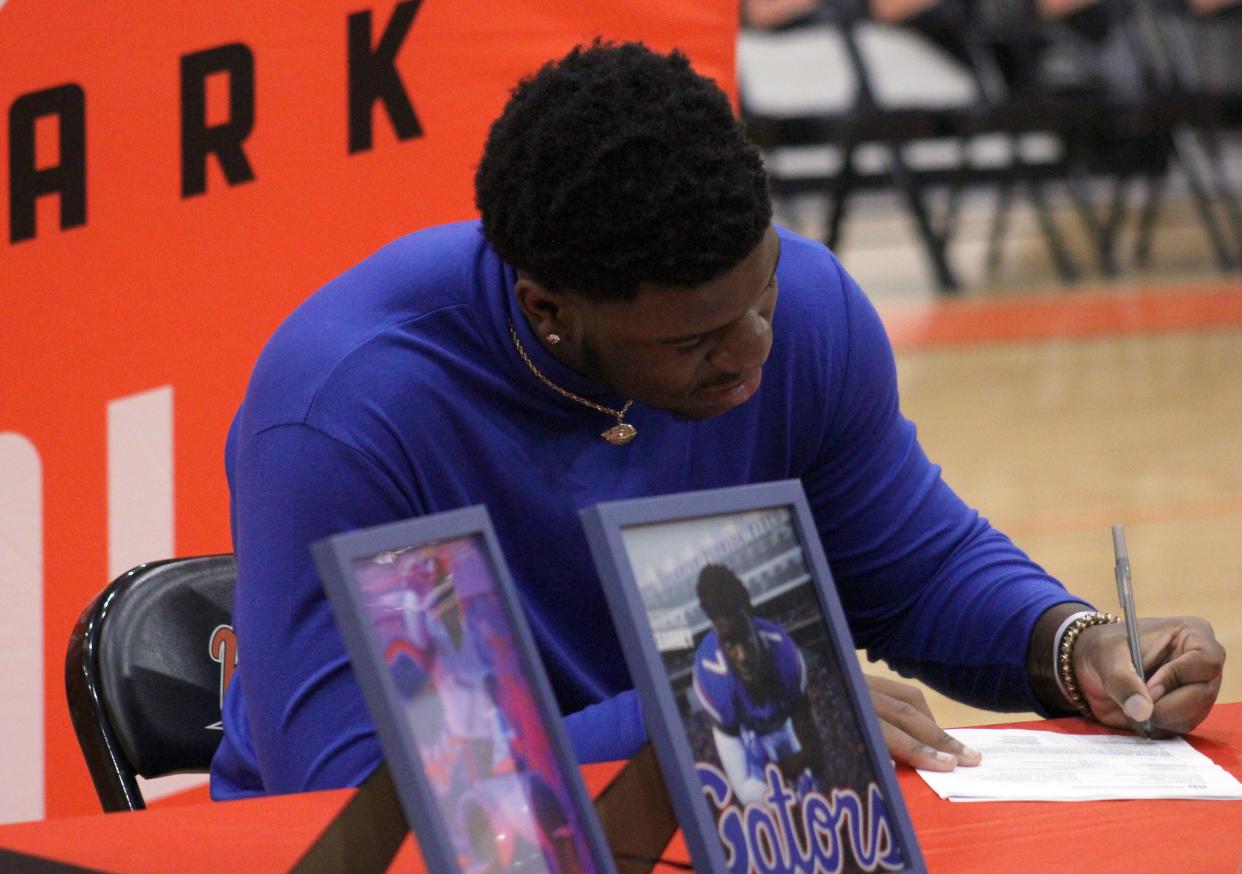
[865,674,982,770]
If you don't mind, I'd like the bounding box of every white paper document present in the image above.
[916,728,1242,802]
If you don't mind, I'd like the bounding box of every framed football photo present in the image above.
[312,506,617,874]
[581,480,925,874]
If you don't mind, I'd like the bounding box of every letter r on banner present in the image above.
[180,44,256,197]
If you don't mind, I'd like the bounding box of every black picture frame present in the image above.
[312,506,617,874]
[581,480,925,874]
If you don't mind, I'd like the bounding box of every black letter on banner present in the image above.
[347,1,422,154]
[180,43,256,198]
[9,84,86,244]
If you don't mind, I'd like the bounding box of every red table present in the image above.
[4,704,1241,873]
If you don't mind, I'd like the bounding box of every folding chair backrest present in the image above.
[65,554,237,811]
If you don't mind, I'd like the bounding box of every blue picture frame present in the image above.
[312,506,618,874]
[581,480,925,874]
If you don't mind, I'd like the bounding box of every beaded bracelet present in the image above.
[1057,611,1120,715]
[1051,610,1094,704]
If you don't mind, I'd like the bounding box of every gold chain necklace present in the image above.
[508,321,637,445]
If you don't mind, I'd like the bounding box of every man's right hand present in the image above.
[865,674,982,771]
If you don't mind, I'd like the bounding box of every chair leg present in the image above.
[1025,174,1081,283]
[1133,169,1167,269]
[1102,172,1131,263]
[884,141,960,293]
[1171,127,1236,269]
[936,138,972,246]
[1065,167,1119,277]
[826,143,858,252]
[1193,124,1242,257]
[986,181,1015,274]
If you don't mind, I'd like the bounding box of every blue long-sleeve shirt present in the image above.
[210,221,1080,799]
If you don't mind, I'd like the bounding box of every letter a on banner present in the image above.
[8,83,87,243]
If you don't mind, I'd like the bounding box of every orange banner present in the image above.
[0,0,738,819]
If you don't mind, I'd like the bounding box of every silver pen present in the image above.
[1112,524,1152,739]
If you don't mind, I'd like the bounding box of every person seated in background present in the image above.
[742,0,822,29]
[1186,0,1242,13]
[740,0,1113,96]
[210,39,1224,799]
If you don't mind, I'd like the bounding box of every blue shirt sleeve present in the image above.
[801,261,1087,712]
[225,421,414,795]
[561,688,648,763]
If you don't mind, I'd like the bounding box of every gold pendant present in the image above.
[601,423,637,445]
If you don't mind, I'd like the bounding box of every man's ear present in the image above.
[514,276,575,341]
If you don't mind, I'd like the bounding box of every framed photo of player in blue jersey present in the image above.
[312,507,617,874]
[581,480,925,874]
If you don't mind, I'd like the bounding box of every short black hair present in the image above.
[696,564,752,621]
[475,40,771,301]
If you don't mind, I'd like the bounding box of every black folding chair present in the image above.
[1012,0,1242,271]
[65,554,237,812]
[1130,0,1242,264]
[743,0,966,292]
[742,0,1091,291]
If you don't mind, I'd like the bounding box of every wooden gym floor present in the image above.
[851,279,1242,728]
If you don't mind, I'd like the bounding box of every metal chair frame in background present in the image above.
[740,0,1242,291]
[65,554,237,812]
